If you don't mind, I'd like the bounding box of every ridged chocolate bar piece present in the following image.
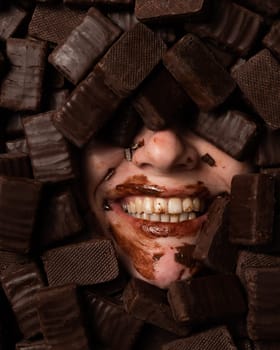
[36,285,89,350]
[163,34,236,111]
[232,49,280,130]
[0,152,32,178]
[229,174,275,245]
[0,5,27,41]
[167,274,247,324]
[263,21,280,60]
[133,66,192,130]
[190,110,258,160]
[47,89,69,110]
[39,190,84,247]
[0,38,47,112]
[185,0,263,56]
[16,340,52,349]
[236,0,280,16]
[108,10,139,32]
[64,0,133,6]
[23,112,77,183]
[5,138,28,154]
[135,0,206,22]
[4,113,24,138]
[49,7,121,85]
[255,129,280,167]
[28,3,86,44]
[123,278,190,336]
[0,250,28,275]
[85,291,144,350]
[193,196,238,273]
[162,326,238,350]
[0,176,42,253]
[245,267,280,341]
[42,239,119,286]
[0,262,45,339]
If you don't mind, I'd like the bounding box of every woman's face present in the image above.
[85,126,251,288]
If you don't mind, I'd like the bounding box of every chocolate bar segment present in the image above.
[0,5,27,41]
[0,176,42,253]
[5,138,29,154]
[0,152,32,178]
[23,112,77,183]
[16,340,52,349]
[229,174,275,245]
[235,0,280,16]
[255,129,280,167]
[48,7,122,85]
[163,34,236,111]
[64,0,133,7]
[42,239,119,286]
[0,262,45,339]
[0,250,28,275]
[36,285,89,350]
[232,49,280,130]
[0,38,47,112]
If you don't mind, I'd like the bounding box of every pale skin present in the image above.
[85,127,251,289]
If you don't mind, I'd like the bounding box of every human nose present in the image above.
[132,129,200,173]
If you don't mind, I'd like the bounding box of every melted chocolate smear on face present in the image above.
[153,253,164,261]
[114,175,164,196]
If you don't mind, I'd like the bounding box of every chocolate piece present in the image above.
[47,89,69,110]
[123,278,190,336]
[0,152,32,178]
[64,0,133,7]
[42,238,119,286]
[16,340,52,349]
[185,0,263,57]
[255,129,280,167]
[84,291,144,349]
[36,285,89,350]
[108,10,139,31]
[0,50,6,80]
[0,38,47,112]
[235,0,280,16]
[0,176,42,253]
[39,190,84,248]
[134,324,177,350]
[190,110,258,160]
[263,21,280,60]
[0,262,44,339]
[4,113,24,138]
[23,111,77,183]
[205,41,237,68]
[245,267,280,340]
[201,153,216,166]
[133,66,192,130]
[232,49,280,130]
[167,274,247,324]
[162,326,238,350]
[5,138,29,154]
[49,7,122,85]
[28,3,86,44]
[135,0,206,22]
[253,341,280,350]
[193,196,238,273]
[0,250,28,275]
[229,174,275,245]
[163,34,236,111]
[0,5,27,41]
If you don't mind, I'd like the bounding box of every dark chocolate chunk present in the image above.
[253,341,280,350]
[229,174,275,245]
[263,21,280,61]
[108,10,139,32]
[28,3,86,44]
[0,176,42,253]
[205,41,237,68]
[36,285,89,350]
[193,195,238,273]
[201,153,216,166]
[23,111,77,183]
[5,138,29,154]
[232,49,280,130]
[4,113,24,138]
[0,50,6,80]
[0,38,47,112]
[255,129,280,167]
[47,89,69,110]
[135,0,207,23]
[123,278,190,336]
[0,262,45,339]
[0,152,32,178]
[167,274,247,324]
[235,0,280,16]
[0,5,27,41]
[16,340,52,349]
[163,34,236,111]
[190,110,258,160]
[42,238,119,286]
[48,7,122,85]
[64,0,133,7]
[0,250,28,275]
[162,326,238,350]
[245,267,280,341]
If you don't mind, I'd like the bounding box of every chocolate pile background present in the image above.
[1,0,280,349]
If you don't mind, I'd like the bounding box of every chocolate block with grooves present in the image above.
[0,250,28,275]
[135,0,206,23]
[163,34,236,111]
[48,7,122,85]
[0,5,27,41]
[36,285,89,350]
[235,0,280,16]
[190,110,258,160]
[162,326,238,350]
[5,138,28,154]
[64,0,133,7]
[42,239,119,286]
[255,129,280,167]
[16,340,52,349]
[47,89,69,110]
[23,111,77,183]
[229,174,275,245]
[0,262,45,339]
[108,10,139,32]
[167,274,247,324]
[0,38,47,112]
[4,113,24,138]
[0,152,32,178]
[245,267,280,341]
[122,278,190,336]
[232,49,280,130]
[193,195,238,273]
[0,176,42,253]
[28,3,86,44]
[263,21,280,60]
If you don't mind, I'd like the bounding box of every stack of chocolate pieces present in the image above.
[0,0,280,349]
